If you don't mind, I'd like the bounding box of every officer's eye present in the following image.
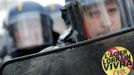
[108,8,117,15]
[88,11,100,18]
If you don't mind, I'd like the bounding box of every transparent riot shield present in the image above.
[63,0,134,41]
[0,27,134,75]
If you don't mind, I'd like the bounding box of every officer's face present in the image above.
[13,17,44,49]
[83,0,121,38]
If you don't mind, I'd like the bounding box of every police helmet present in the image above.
[4,1,54,51]
[63,0,133,41]
[44,4,62,14]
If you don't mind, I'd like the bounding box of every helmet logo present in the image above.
[17,3,24,12]
[49,5,56,12]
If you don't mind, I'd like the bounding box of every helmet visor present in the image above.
[80,0,121,38]
[8,12,53,49]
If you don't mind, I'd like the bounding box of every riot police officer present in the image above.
[45,4,78,43]
[40,4,78,53]
[62,0,134,41]
[4,1,60,58]
[44,4,67,35]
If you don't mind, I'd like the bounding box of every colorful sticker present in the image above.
[102,47,133,75]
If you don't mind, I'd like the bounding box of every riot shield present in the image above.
[0,27,134,75]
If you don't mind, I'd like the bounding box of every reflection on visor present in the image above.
[13,12,44,49]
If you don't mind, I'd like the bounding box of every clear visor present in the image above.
[64,0,134,41]
[8,12,53,49]
[80,0,122,38]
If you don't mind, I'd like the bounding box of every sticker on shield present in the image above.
[101,47,133,75]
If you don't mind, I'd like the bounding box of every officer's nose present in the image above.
[100,12,113,32]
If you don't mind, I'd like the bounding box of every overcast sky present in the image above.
[17,0,65,6]
[0,0,65,35]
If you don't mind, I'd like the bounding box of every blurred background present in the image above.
[0,0,65,34]
[0,0,66,64]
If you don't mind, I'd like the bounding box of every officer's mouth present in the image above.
[97,29,112,37]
